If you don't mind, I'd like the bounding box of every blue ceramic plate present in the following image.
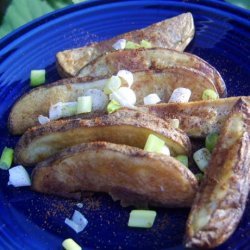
[0,1,249,249]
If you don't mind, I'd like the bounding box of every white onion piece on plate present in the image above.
[84,89,109,111]
[38,115,50,125]
[8,165,31,187]
[161,145,171,156]
[112,39,126,50]
[117,70,134,88]
[65,210,88,233]
[169,118,180,129]
[110,87,137,109]
[143,93,161,105]
[49,102,77,120]
[168,88,191,103]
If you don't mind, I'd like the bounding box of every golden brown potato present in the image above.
[14,109,191,166]
[138,96,250,137]
[185,98,250,248]
[32,141,198,207]
[9,68,217,135]
[56,13,194,77]
[77,48,226,97]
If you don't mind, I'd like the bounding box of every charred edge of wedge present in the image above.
[56,13,194,77]
[14,109,191,166]
[138,96,250,138]
[8,75,106,135]
[185,98,250,248]
[31,141,198,207]
[76,48,226,97]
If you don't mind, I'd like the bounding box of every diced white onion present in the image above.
[65,210,88,234]
[193,148,211,172]
[112,39,126,50]
[49,102,77,120]
[110,87,137,109]
[117,70,134,88]
[84,89,109,111]
[38,115,50,125]
[161,145,170,156]
[168,88,191,103]
[72,210,88,230]
[143,93,161,105]
[76,203,83,208]
[8,165,31,187]
[169,118,180,129]
[64,218,83,233]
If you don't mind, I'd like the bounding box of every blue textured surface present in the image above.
[0,1,250,249]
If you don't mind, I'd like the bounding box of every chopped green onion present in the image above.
[125,41,141,49]
[175,155,188,167]
[8,165,31,187]
[169,88,191,103]
[195,173,204,182]
[30,70,46,87]
[202,89,219,100]
[117,70,134,88]
[84,89,108,111]
[140,40,152,48]
[103,76,121,94]
[193,148,211,172]
[144,134,165,153]
[49,102,77,120]
[143,93,161,105]
[205,133,219,153]
[161,145,170,156]
[128,210,156,228]
[77,96,92,114]
[62,238,82,250]
[107,100,121,114]
[0,147,14,170]
[112,39,126,50]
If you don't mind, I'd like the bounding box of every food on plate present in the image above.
[14,109,191,166]
[32,141,198,207]
[138,96,250,137]
[76,48,226,97]
[185,98,250,248]
[9,67,217,135]
[56,13,194,77]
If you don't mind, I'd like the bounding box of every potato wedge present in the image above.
[56,13,194,77]
[9,68,217,135]
[77,48,226,97]
[138,96,250,138]
[15,109,191,166]
[32,141,198,207]
[185,98,250,248]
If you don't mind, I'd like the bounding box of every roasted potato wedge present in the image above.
[77,48,226,97]
[9,68,217,135]
[56,13,194,77]
[185,98,250,248]
[15,109,191,166]
[138,96,250,138]
[32,141,198,207]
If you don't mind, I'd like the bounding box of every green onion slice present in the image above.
[205,133,219,153]
[175,155,188,167]
[107,100,121,114]
[202,89,219,100]
[77,96,92,114]
[62,238,82,250]
[193,148,211,172]
[144,134,165,153]
[140,40,152,48]
[125,41,141,49]
[0,147,14,170]
[128,210,157,228]
[103,76,121,94]
[30,70,46,87]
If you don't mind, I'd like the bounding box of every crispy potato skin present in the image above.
[15,109,191,166]
[9,68,218,135]
[185,98,250,248]
[32,141,198,207]
[139,97,250,138]
[56,13,194,77]
[77,48,226,97]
